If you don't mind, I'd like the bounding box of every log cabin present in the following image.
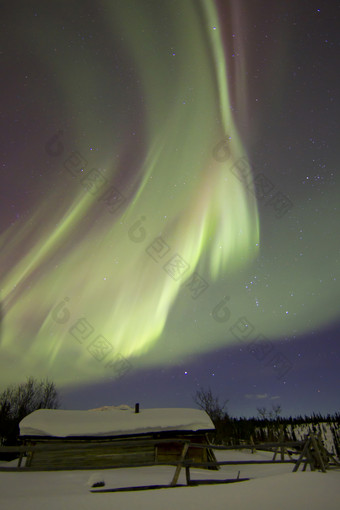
[19,404,218,470]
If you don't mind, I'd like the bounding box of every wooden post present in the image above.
[17,444,25,468]
[293,438,310,472]
[316,434,331,467]
[250,435,256,454]
[309,433,327,473]
[280,445,284,462]
[272,445,279,461]
[185,465,191,485]
[24,441,34,467]
[170,442,189,486]
[304,440,315,471]
[275,426,285,461]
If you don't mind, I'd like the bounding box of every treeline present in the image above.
[193,388,339,448]
[210,413,340,445]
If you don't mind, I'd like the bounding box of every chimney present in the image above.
[135,403,140,414]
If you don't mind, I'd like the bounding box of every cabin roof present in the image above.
[19,405,215,438]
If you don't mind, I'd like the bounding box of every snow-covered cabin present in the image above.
[19,405,218,470]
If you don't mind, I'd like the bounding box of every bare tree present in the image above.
[193,387,229,423]
[4,377,60,420]
[271,404,282,419]
[257,407,268,419]
[257,404,282,420]
[0,377,60,446]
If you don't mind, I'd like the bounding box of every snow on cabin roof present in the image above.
[19,406,215,438]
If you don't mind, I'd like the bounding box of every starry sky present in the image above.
[1,0,339,418]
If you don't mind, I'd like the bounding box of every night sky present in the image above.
[1,1,339,418]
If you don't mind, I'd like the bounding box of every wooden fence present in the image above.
[0,434,338,490]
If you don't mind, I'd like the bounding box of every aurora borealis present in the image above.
[1,1,339,416]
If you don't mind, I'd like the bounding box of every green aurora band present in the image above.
[1,1,338,387]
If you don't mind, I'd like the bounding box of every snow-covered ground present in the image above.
[0,449,339,509]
